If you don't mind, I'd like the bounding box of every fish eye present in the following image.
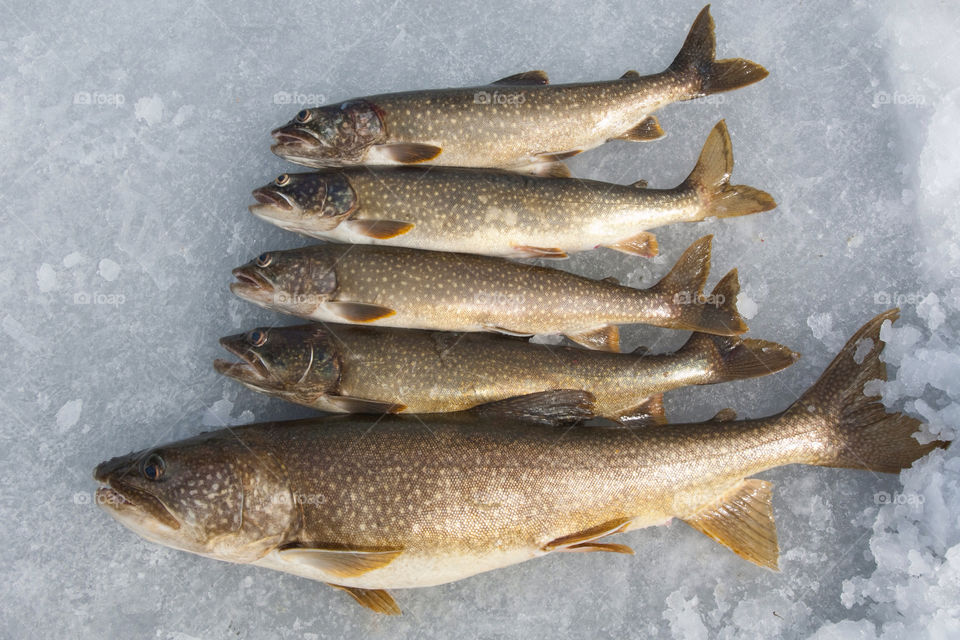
[275,174,290,187]
[255,252,272,267]
[142,454,165,481]
[247,329,267,347]
[295,109,312,123]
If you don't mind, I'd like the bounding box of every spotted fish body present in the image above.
[229,236,749,351]
[270,7,767,171]
[214,322,798,421]
[251,122,775,259]
[95,311,945,615]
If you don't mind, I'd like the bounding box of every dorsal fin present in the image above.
[620,70,641,79]
[492,70,549,85]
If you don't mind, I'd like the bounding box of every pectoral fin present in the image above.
[468,389,595,426]
[682,478,779,570]
[373,142,442,164]
[544,516,634,552]
[279,547,403,579]
[564,542,634,554]
[605,231,659,257]
[536,149,581,162]
[346,219,414,239]
[615,393,666,426]
[327,584,401,616]
[326,301,396,323]
[492,70,550,85]
[511,244,568,259]
[614,115,665,142]
[565,325,620,352]
[327,395,406,414]
[482,325,535,337]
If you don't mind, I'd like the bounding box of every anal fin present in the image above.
[565,325,620,352]
[605,231,659,257]
[615,393,666,426]
[614,115,665,142]
[327,584,401,615]
[682,478,779,570]
[524,161,572,178]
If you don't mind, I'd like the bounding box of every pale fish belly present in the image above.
[252,546,541,590]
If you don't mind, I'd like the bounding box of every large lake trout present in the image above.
[229,236,748,351]
[213,320,797,422]
[270,6,768,172]
[96,311,945,615]
[253,121,775,259]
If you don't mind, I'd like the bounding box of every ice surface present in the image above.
[1,0,958,638]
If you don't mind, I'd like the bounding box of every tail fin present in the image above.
[670,5,768,97]
[649,238,748,336]
[789,309,947,473]
[680,329,799,384]
[683,121,776,220]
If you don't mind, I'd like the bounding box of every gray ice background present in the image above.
[2,0,959,638]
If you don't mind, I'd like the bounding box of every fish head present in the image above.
[230,247,339,316]
[94,433,295,561]
[271,100,385,168]
[214,325,342,404]
[250,172,358,234]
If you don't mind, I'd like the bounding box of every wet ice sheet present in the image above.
[1,0,958,638]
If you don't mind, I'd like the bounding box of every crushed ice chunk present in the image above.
[56,399,83,432]
[36,263,56,292]
[97,258,121,281]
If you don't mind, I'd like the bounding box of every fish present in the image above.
[270,6,767,172]
[229,235,748,351]
[251,121,775,259]
[213,318,798,423]
[95,310,947,615]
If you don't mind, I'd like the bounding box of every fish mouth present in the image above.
[230,267,274,302]
[95,477,181,531]
[214,336,270,384]
[270,125,322,148]
[251,186,293,212]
